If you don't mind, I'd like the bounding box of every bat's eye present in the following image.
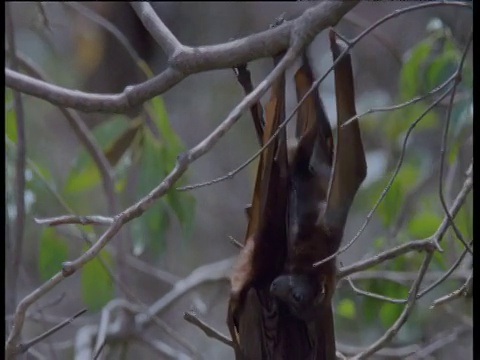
[291,291,304,303]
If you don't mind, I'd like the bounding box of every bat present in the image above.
[270,30,367,360]
[227,48,290,359]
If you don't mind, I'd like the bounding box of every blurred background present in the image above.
[5,2,472,359]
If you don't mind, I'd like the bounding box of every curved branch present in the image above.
[4,1,358,113]
[130,2,182,57]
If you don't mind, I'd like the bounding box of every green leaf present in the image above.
[379,302,403,328]
[149,96,184,158]
[396,162,420,188]
[362,297,379,325]
[146,98,196,238]
[453,202,472,240]
[133,129,169,257]
[407,211,442,239]
[400,40,433,100]
[337,298,356,319]
[373,236,386,251]
[383,102,438,142]
[104,118,143,167]
[38,228,69,280]
[165,189,196,238]
[64,162,101,193]
[80,247,114,311]
[5,100,17,143]
[63,115,130,193]
[378,179,402,227]
[425,49,458,91]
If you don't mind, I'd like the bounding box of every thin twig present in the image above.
[405,325,470,360]
[26,348,48,360]
[34,215,114,226]
[338,342,419,358]
[34,293,66,313]
[36,2,52,32]
[351,253,433,359]
[337,239,434,279]
[227,235,243,249]
[341,269,468,285]
[437,30,473,254]
[92,299,140,360]
[5,1,27,322]
[339,167,472,280]
[342,71,458,128]
[184,311,233,348]
[124,255,180,285]
[416,240,472,298]
[136,335,192,360]
[342,11,402,66]
[430,271,472,308]
[17,308,87,354]
[345,276,406,304]
[136,258,233,327]
[389,162,440,240]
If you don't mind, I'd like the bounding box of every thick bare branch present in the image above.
[130,2,183,57]
[5,1,358,113]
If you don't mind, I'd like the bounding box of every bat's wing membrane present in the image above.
[324,31,367,232]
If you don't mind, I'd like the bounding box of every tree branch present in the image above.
[430,271,472,309]
[437,30,473,253]
[5,1,359,113]
[34,215,114,226]
[17,309,87,355]
[183,311,233,348]
[130,2,183,57]
[5,1,27,323]
[178,1,471,193]
[136,258,233,328]
[351,254,433,359]
[339,166,472,281]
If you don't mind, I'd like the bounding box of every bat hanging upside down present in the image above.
[269,30,367,354]
[227,28,366,360]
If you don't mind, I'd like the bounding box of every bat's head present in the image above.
[270,273,324,320]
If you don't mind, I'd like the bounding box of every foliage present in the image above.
[342,18,472,341]
[6,85,196,311]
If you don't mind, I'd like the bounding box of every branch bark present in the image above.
[5,1,358,113]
